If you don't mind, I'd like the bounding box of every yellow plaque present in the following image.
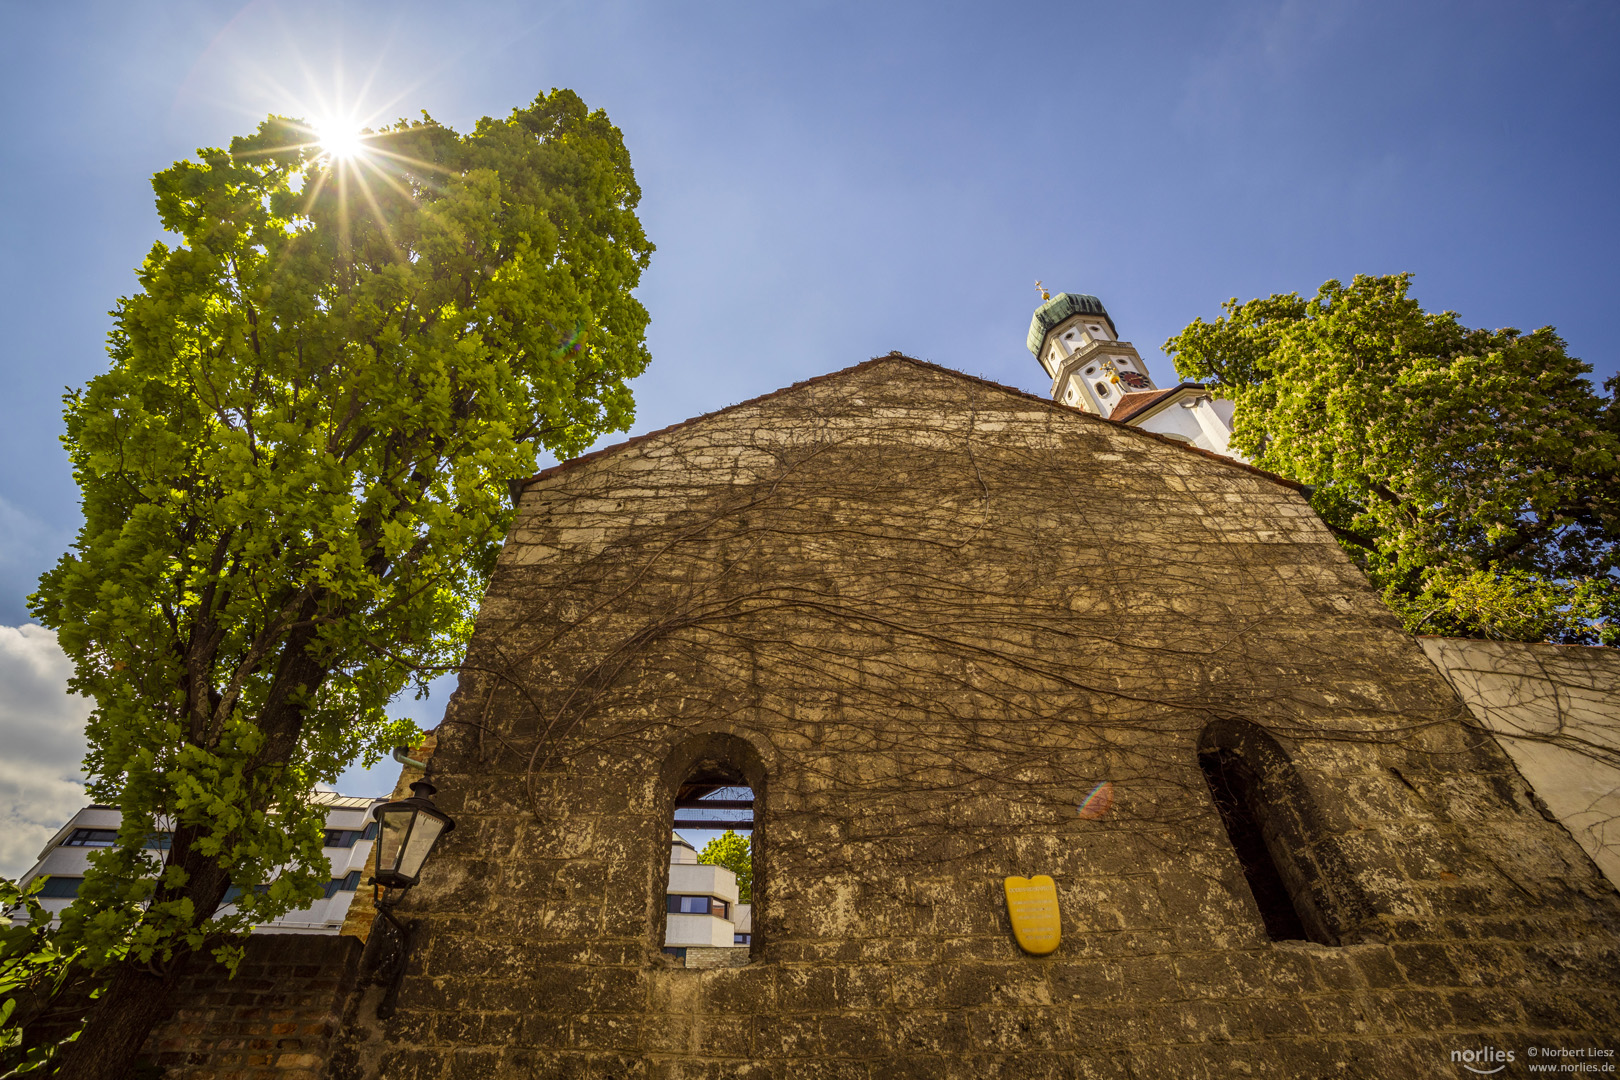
[1003,875,1061,955]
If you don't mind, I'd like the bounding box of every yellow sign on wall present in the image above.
[1003,875,1061,955]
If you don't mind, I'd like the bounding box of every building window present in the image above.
[667,894,730,918]
[63,828,175,850]
[1199,749,1309,941]
[324,870,365,898]
[1095,381,1112,398]
[733,933,751,945]
[222,883,270,905]
[36,876,82,899]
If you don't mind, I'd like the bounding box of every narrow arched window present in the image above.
[1199,748,1311,941]
[1197,721,1368,946]
[658,734,765,967]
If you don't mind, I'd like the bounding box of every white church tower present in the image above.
[1028,287,1244,461]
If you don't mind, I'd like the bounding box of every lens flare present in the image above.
[1078,781,1114,820]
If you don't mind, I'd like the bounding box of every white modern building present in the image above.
[1028,291,1245,461]
[665,832,750,954]
[13,791,384,933]
[19,803,759,948]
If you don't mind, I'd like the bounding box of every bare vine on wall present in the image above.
[427,372,1584,913]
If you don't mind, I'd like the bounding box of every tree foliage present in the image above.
[698,831,752,904]
[1164,274,1618,644]
[24,88,651,1067]
[0,878,93,1075]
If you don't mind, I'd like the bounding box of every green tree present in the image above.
[699,831,752,904]
[27,89,652,1078]
[1163,274,1618,645]
[0,878,94,1075]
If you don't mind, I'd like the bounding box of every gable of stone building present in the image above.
[519,355,1295,498]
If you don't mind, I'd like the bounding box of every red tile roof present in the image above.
[1108,383,1204,423]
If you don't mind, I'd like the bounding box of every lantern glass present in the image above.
[373,805,412,887]
[371,781,454,890]
[398,813,448,881]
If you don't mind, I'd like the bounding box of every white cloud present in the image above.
[0,624,92,880]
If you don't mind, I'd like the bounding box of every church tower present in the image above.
[1028,289,1244,461]
[1027,290,1158,414]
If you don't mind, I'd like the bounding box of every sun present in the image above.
[313,117,366,161]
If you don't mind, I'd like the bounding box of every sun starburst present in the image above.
[313,117,367,161]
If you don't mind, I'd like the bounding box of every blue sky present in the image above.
[1,0,1616,849]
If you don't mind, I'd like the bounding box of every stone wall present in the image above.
[142,934,362,1080]
[1419,637,1620,889]
[357,358,1620,1078]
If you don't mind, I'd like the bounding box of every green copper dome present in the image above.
[1027,293,1117,356]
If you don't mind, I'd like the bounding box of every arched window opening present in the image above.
[658,734,765,967]
[1199,749,1310,942]
[1196,719,1368,947]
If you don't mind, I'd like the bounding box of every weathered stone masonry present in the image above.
[343,357,1620,1078]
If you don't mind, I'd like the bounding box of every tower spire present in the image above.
[1025,290,1243,461]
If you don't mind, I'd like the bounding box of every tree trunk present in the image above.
[56,610,332,1079]
[52,961,185,1080]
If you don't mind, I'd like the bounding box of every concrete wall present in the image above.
[1419,637,1620,890]
[668,863,739,905]
[356,358,1620,1078]
[666,913,735,948]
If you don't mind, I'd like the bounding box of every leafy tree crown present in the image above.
[1163,274,1618,644]
[28,89,653,967]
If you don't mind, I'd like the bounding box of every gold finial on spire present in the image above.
[1035,280,1051,302]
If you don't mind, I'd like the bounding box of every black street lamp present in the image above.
[367,776,455,1019]
[371,779,456,890]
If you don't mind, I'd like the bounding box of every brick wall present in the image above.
[142,934,362,1079]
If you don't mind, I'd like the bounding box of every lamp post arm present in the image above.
[391,746,429,769]
[371,898,413,1021]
